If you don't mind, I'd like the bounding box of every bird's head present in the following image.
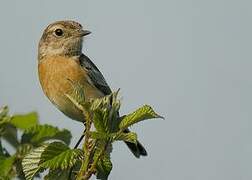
[38,20,91,60]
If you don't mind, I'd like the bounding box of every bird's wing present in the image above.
[79,54,112,95]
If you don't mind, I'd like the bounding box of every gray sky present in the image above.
[0,0,251,179]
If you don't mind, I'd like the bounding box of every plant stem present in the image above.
[76,107,93,180]
[76,106,110,180]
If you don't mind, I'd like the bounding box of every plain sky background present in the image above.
[0,0,251,179]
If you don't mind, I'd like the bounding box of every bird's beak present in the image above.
[79,29,91,37]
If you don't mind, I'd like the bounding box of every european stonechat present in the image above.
[38,20,147,157]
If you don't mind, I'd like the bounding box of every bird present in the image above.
[38,20,147,158]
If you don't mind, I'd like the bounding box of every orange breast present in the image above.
[38,56,103,122]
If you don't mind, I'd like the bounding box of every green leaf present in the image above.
[109,90,121,131]
[2,124,19,148]
[90,95,111,111]
[16,144,33,159]
[53,129,72,145]
[92,141,112,180]
[40,142,84,170]
[91,91,121,133]
[112,132,137,144]
[22,144,49,180]
[90,132,110,141]
[10,112,38,130]
[90,131,137,144]
[22,142,84,180]
[44,169,71,180]
[92,104,111,133]
[66,79,86,105]
[96,152,112,180]
[21,124,72,145]
[0,156,15,178]
[0,140,4,157]
[119,105,163,129]
[15,144,33,180]
[93,110,107,133]
[15,160,27,180]
[0,106,9,119]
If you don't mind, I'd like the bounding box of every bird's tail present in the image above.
[123,129,147,158]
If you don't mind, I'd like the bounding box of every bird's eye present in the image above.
[54,28,64,36]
